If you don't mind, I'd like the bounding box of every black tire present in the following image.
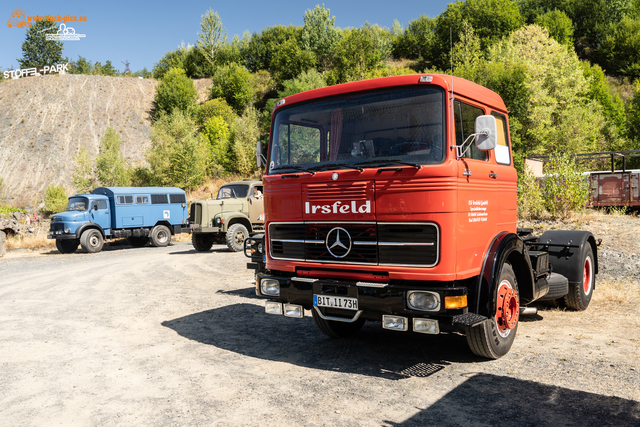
[150,225,171,247]
[225,224,248,252]
[127,236,148,248]
[564,244,595,311]
[56,239,79,254]
[311,308,365,338]
[80,229,104,253]
[466,263,519,359]
[192,233,214,252]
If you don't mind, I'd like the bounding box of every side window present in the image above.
[251,186,264,198]
[136,196,149,204]
[91,200,107,210]
[454,100,487,161]
[116,195,133,204]
[169,194,186,204]
[278,123,321,165]
[491,111,511,165]
[151,194,168,204]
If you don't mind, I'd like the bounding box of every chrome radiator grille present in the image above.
[269,222,439,267]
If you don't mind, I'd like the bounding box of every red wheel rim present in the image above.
[583,256,593,295]
[495,280,519,335]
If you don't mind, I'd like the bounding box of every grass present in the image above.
[5,227,55,250]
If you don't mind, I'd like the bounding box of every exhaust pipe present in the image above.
[520,307,537,316]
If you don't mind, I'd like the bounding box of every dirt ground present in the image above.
[1,218,639,426]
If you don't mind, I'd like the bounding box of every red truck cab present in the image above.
[246,74,597,359]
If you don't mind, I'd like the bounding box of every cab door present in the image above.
[454,99,498,277]
[90,199,111,233]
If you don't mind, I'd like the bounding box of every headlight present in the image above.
[64,228,70,233]
[216,217,222,225]
[407,291,440,312]
[260,279,280,297]
[257,243,263,254]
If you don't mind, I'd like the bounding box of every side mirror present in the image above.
[93,205,98,211]
[256,141,264,168]
[474,115,497,151]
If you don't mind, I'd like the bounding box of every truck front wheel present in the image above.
[56,239,79,254]
[192,234,214,252]
[80,229,104,253]
[150,225,171,247]
[466,263,519,359]
[564,244,595,311]
[312,308,365,338]
[225,224,248,252]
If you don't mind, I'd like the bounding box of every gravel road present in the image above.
[1,222,639,426]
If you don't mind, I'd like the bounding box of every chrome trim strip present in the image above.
[304,240,324,244]
[353,241,377,245]
[312,306,363,323]
[272,239,305,243]
[377,242,434,246]
[356,281,389,288]
[292,277,318,283]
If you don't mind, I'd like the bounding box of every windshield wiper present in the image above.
[270,165,316,175]
[354,159,422,170]
[310,163,364,172]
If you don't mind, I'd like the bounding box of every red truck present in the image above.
[245,74,598,359]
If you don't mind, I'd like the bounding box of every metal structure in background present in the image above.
[526,150,640,208]
[121,60,131,75]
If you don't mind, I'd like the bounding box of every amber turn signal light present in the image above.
[444,295,467,309]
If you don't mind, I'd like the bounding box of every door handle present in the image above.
[489,172,497,179]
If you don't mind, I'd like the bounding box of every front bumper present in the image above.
[254,273,475,332]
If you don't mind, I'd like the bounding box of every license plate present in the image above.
[313,295,358,310]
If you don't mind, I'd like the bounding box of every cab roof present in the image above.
[273,74,507,114]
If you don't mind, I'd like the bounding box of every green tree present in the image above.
[101,60,118,76]
[95,127,130,186]
[229,107,260,176]
[392,15,436,62]
[602,15,640,79]
[327,26,384,84]
[70,56,92,74]
[542,154,589,219]
[147,111,209,189]
[626,79,640,148]
[452,20,483,81]
[153,46,188,79]
[18,20,64,69]
[534,9,574,48]
[433,0,523,68]
[201,115,232,174]
[210,63,255,114]
[198,98,235,127]
[270,38,316,82]
[43,184,68,215]
[196,9,228,70]
[485,25,605,161]
[244,25,302,72]
[300,4,341,71]
[154,67,198,116]
[72,147,96,194]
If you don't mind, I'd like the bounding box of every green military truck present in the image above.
[189,179,264,252]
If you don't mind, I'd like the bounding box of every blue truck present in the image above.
[48,187,188,253]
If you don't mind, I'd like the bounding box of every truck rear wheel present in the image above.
[192,234,214,252]
[127,236,148,248]
[150,225,171,247]
[564,245,595,311]
[225,224,248,252]
[80,229,104,253]
[56,239,79,254]
[312,308,365,338]
[466,263,519,359]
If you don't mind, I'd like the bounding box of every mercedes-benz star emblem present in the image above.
[326,227,352,258]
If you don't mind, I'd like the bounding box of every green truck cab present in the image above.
[189,179,264,252]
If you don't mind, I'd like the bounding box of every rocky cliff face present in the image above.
[0,74,158,207]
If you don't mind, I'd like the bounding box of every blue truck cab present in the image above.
[48,187,188,254]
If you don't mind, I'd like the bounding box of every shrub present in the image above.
[43,184,68,215]
[517,168,545,220]
[95,127,130,187]
[210,63,255,114]
[542,155,590,219]
[154,67,198,116]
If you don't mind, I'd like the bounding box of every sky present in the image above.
[2,0,452,73]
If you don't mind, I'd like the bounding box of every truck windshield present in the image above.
[67,197,89,211]
[269,86,445,173]
[217,185,249,199]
